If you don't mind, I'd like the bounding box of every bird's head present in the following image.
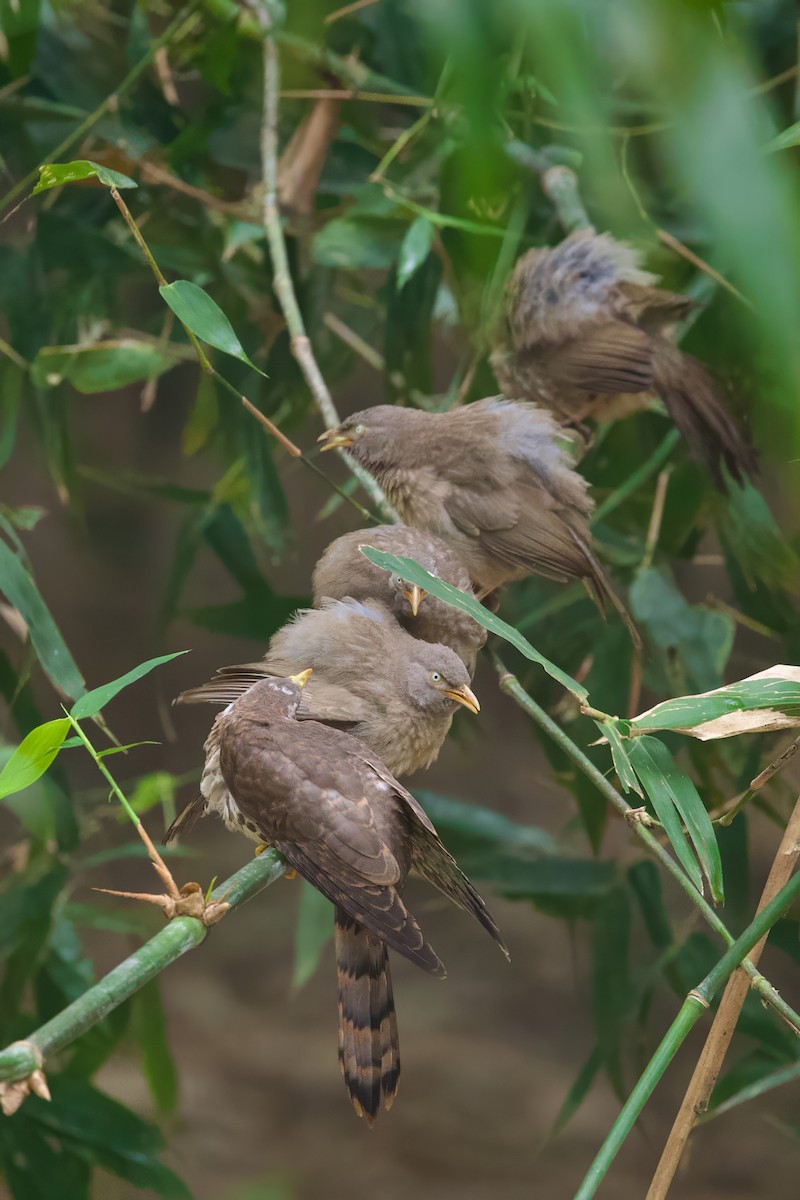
[507,230,655,346]
[402,643,479,717]
[388,574,427,618]
[317,406,420,471]
[236,670,312,723]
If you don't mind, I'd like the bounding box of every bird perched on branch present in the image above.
[490,228,756,488]
[178,598,480,777]
[318,399,639,643]
[313,525,487,674]
[167,673,507,1124]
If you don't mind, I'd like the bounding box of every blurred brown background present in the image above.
[2,372,798,1200]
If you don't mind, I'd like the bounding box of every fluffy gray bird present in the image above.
[318,399,637,640]
[177,598,480,778]
[166,673,507,1124]
[491,228,756,487]
[313,525,487,674]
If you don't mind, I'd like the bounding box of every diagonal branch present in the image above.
[645,794,800,1199]
[255,13,399,522]
[492,654,800,1036]
[0,851,286,1113]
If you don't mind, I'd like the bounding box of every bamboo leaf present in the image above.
[132,981,179,1114]
[33,160,137,194]
[631,666,800,740]
[550,1045,603,1137]
[70,652,188,720]
[360,547,587,699]
[629,737,724,902]
[31,340,179,394]
[159,280,265,375]
[397,216,434,287]
[765,121,800,154]
[601,720,643,797]
[292,881,332,990]
[0,718,71,799]
[0,539,86,700]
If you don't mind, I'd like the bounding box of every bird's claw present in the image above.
[94,881,230,926]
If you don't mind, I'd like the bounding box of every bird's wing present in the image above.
[294,679,374,727]
[222,724,444,975]
[176,663,272,706]
[360,752,508,958]
[545,320,655,395]
[445,478,592,582]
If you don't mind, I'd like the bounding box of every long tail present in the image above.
[654,348,757,489]
[571,531,642,650]
[335,907,400,1125]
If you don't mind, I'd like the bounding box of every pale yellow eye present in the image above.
[430,671,441,683]
[353,424,365,435]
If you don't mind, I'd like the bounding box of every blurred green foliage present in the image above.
[2,0,800,1195]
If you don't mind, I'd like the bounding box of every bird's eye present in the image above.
[430,671,441,683]
[353,424,365,435]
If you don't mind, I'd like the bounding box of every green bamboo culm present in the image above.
[572,867,800,1200]
[0,851,285,1089]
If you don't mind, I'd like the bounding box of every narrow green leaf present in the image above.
[601,720,643,797]
[591,886,631,1096]
[550,1045,603,1137]
[159,280,265,374]
[765,121,800,154]
[33,159,137,194]
[31,340,179,394]
[360,548,587,699]
[0,539,86,700]
[629,737,724,902]
[292,881,333,990]
[132,980,179,1113]
[70,651,187,719]
[0,718,70,799]
[397,216,434,287]
[631,667,800,740]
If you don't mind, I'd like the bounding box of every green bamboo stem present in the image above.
[0,851,286,1087]
[493,656,800,1035]
[573,868,800,1199]
[256,20,398,521]
[0,1,202,213]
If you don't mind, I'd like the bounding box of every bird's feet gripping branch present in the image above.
[95,818,230,927]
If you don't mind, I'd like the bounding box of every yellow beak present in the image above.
[317,429,353,451]
[404,584,426,617]
[444,683,480,715]
[288,667,313,688]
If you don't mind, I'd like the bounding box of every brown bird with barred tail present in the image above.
[491,228,756,488]
[313,525,487,674]
[167,673,507,1124]
[319,399,639,642]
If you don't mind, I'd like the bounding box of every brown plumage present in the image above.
[313,525,487,674]
[491,228,756,487]
[319,400,639,643]
[166,675,507,1123]
[177,598,481,777]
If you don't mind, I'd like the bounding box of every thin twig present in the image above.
[281,88,431,107]
[255,15,398,520]
[323,311,385,372]
[324,0,379,23]
[714,735,800,827]
[656,228,754,310]
[642,467,671,570]
[645,795,800,1199]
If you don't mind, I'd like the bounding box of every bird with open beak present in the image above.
[491,228,756,488]
[318,398,639,643]
[312,525,487,675]
[167,671,507,1125]
[177,598,480,778]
